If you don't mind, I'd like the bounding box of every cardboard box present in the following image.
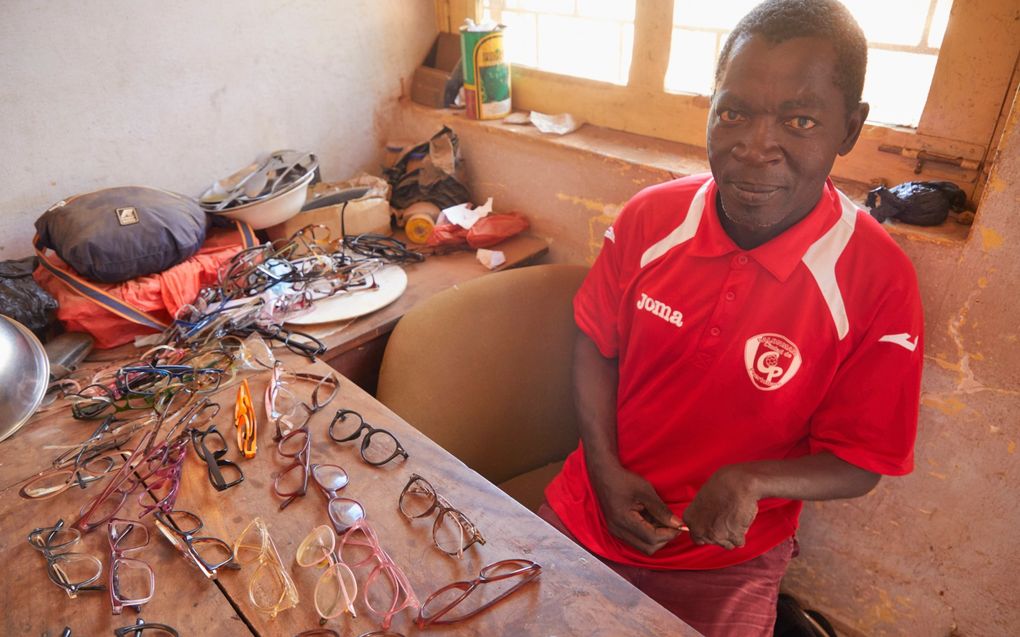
[410,32,461,108]
[266,196,392,242]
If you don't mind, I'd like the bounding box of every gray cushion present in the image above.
[35,186,207,283]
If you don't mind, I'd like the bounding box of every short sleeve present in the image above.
[808,266,924,475]
[574,219,625,358]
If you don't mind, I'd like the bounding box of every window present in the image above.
[465,0,1019,204]
[485,0,636,85]
[664,0,954,127]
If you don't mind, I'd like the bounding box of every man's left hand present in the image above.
[682,466,758,550]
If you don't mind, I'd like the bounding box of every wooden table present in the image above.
[0,359,700,636]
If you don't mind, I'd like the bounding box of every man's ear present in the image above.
[838,102,869,156]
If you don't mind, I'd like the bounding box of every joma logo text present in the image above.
[636,293,684,327]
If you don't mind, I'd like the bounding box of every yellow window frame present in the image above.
[437,0,1019,202]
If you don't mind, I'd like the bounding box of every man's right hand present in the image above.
[573,331,683,555]
[590,461,684,555]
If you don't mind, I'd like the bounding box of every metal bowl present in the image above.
[0,314,50,444]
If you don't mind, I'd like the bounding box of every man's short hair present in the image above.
[715,0,868,115]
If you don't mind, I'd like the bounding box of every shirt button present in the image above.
[737,255,749,265]
[725,291,736,301]
[710,326,721,337]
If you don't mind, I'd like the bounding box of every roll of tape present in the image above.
[405,212,436,244]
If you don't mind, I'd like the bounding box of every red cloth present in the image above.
[545,174,923,570]
[34,228,246,349]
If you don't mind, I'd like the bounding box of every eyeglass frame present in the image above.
[27,519,106,598]
[73,426,164,533]
[116,364,225,396]
[153,509,237,579]
[113,617,180,637]
[336,518,420,630]
[19,415,134,500]
[235,378,257,459]
[415,559,542,628]
[295,524,359,622]
[309,463,367,534]
[327,409,408,466]
[398,473,486,557]
[190,424,244,491]
[107,518,156,615]
[265,363,339,442]
[232,517,299,618]
[274,425,312,510]
[68,383,157,420]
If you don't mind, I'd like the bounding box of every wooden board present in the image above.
[0,444,247,636]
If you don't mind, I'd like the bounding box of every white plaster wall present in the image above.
[0,0,437,258]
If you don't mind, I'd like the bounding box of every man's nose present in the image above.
[732,119,782,164]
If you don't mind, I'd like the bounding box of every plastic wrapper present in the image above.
[0,257,58,335]
[866,181,966,226]
[385,127,471,210]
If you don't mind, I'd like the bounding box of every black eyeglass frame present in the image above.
[113,617,180,637]
[327,409,408,466]
[190,425,244,491]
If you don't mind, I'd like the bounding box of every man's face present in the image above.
[707,35,867,241]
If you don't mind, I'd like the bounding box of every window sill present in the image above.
[397,98,711,177]
[395,99,971,247]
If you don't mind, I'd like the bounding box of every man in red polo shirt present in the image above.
[541,1,924,635]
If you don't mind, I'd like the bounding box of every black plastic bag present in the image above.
[775,593,836,637]
[0,257,58,333]
[385,126,471,210]
[866,181,966,226]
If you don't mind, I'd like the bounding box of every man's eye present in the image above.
[718,110,744,123]
[786,116,817,130]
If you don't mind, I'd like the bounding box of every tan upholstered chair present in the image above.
[376,264,587,511]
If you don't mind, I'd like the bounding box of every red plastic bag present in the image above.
[427,213,530,249]
[467,213,529,248]
[427,223,469,247]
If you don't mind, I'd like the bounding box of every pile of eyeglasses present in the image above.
[22,320,542,635]
[162,223,423,359]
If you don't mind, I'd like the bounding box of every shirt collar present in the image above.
[689,178,843,282]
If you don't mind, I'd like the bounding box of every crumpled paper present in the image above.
[438,197,494,229]
[476,249,506,270]
[529,111,584,135]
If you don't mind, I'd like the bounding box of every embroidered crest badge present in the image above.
[744,333,802,391]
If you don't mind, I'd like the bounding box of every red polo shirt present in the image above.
[545,174,923,569]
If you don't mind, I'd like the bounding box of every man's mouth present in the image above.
[726,181,783,204]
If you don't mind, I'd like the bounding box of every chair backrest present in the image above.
[376,264,587,484]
